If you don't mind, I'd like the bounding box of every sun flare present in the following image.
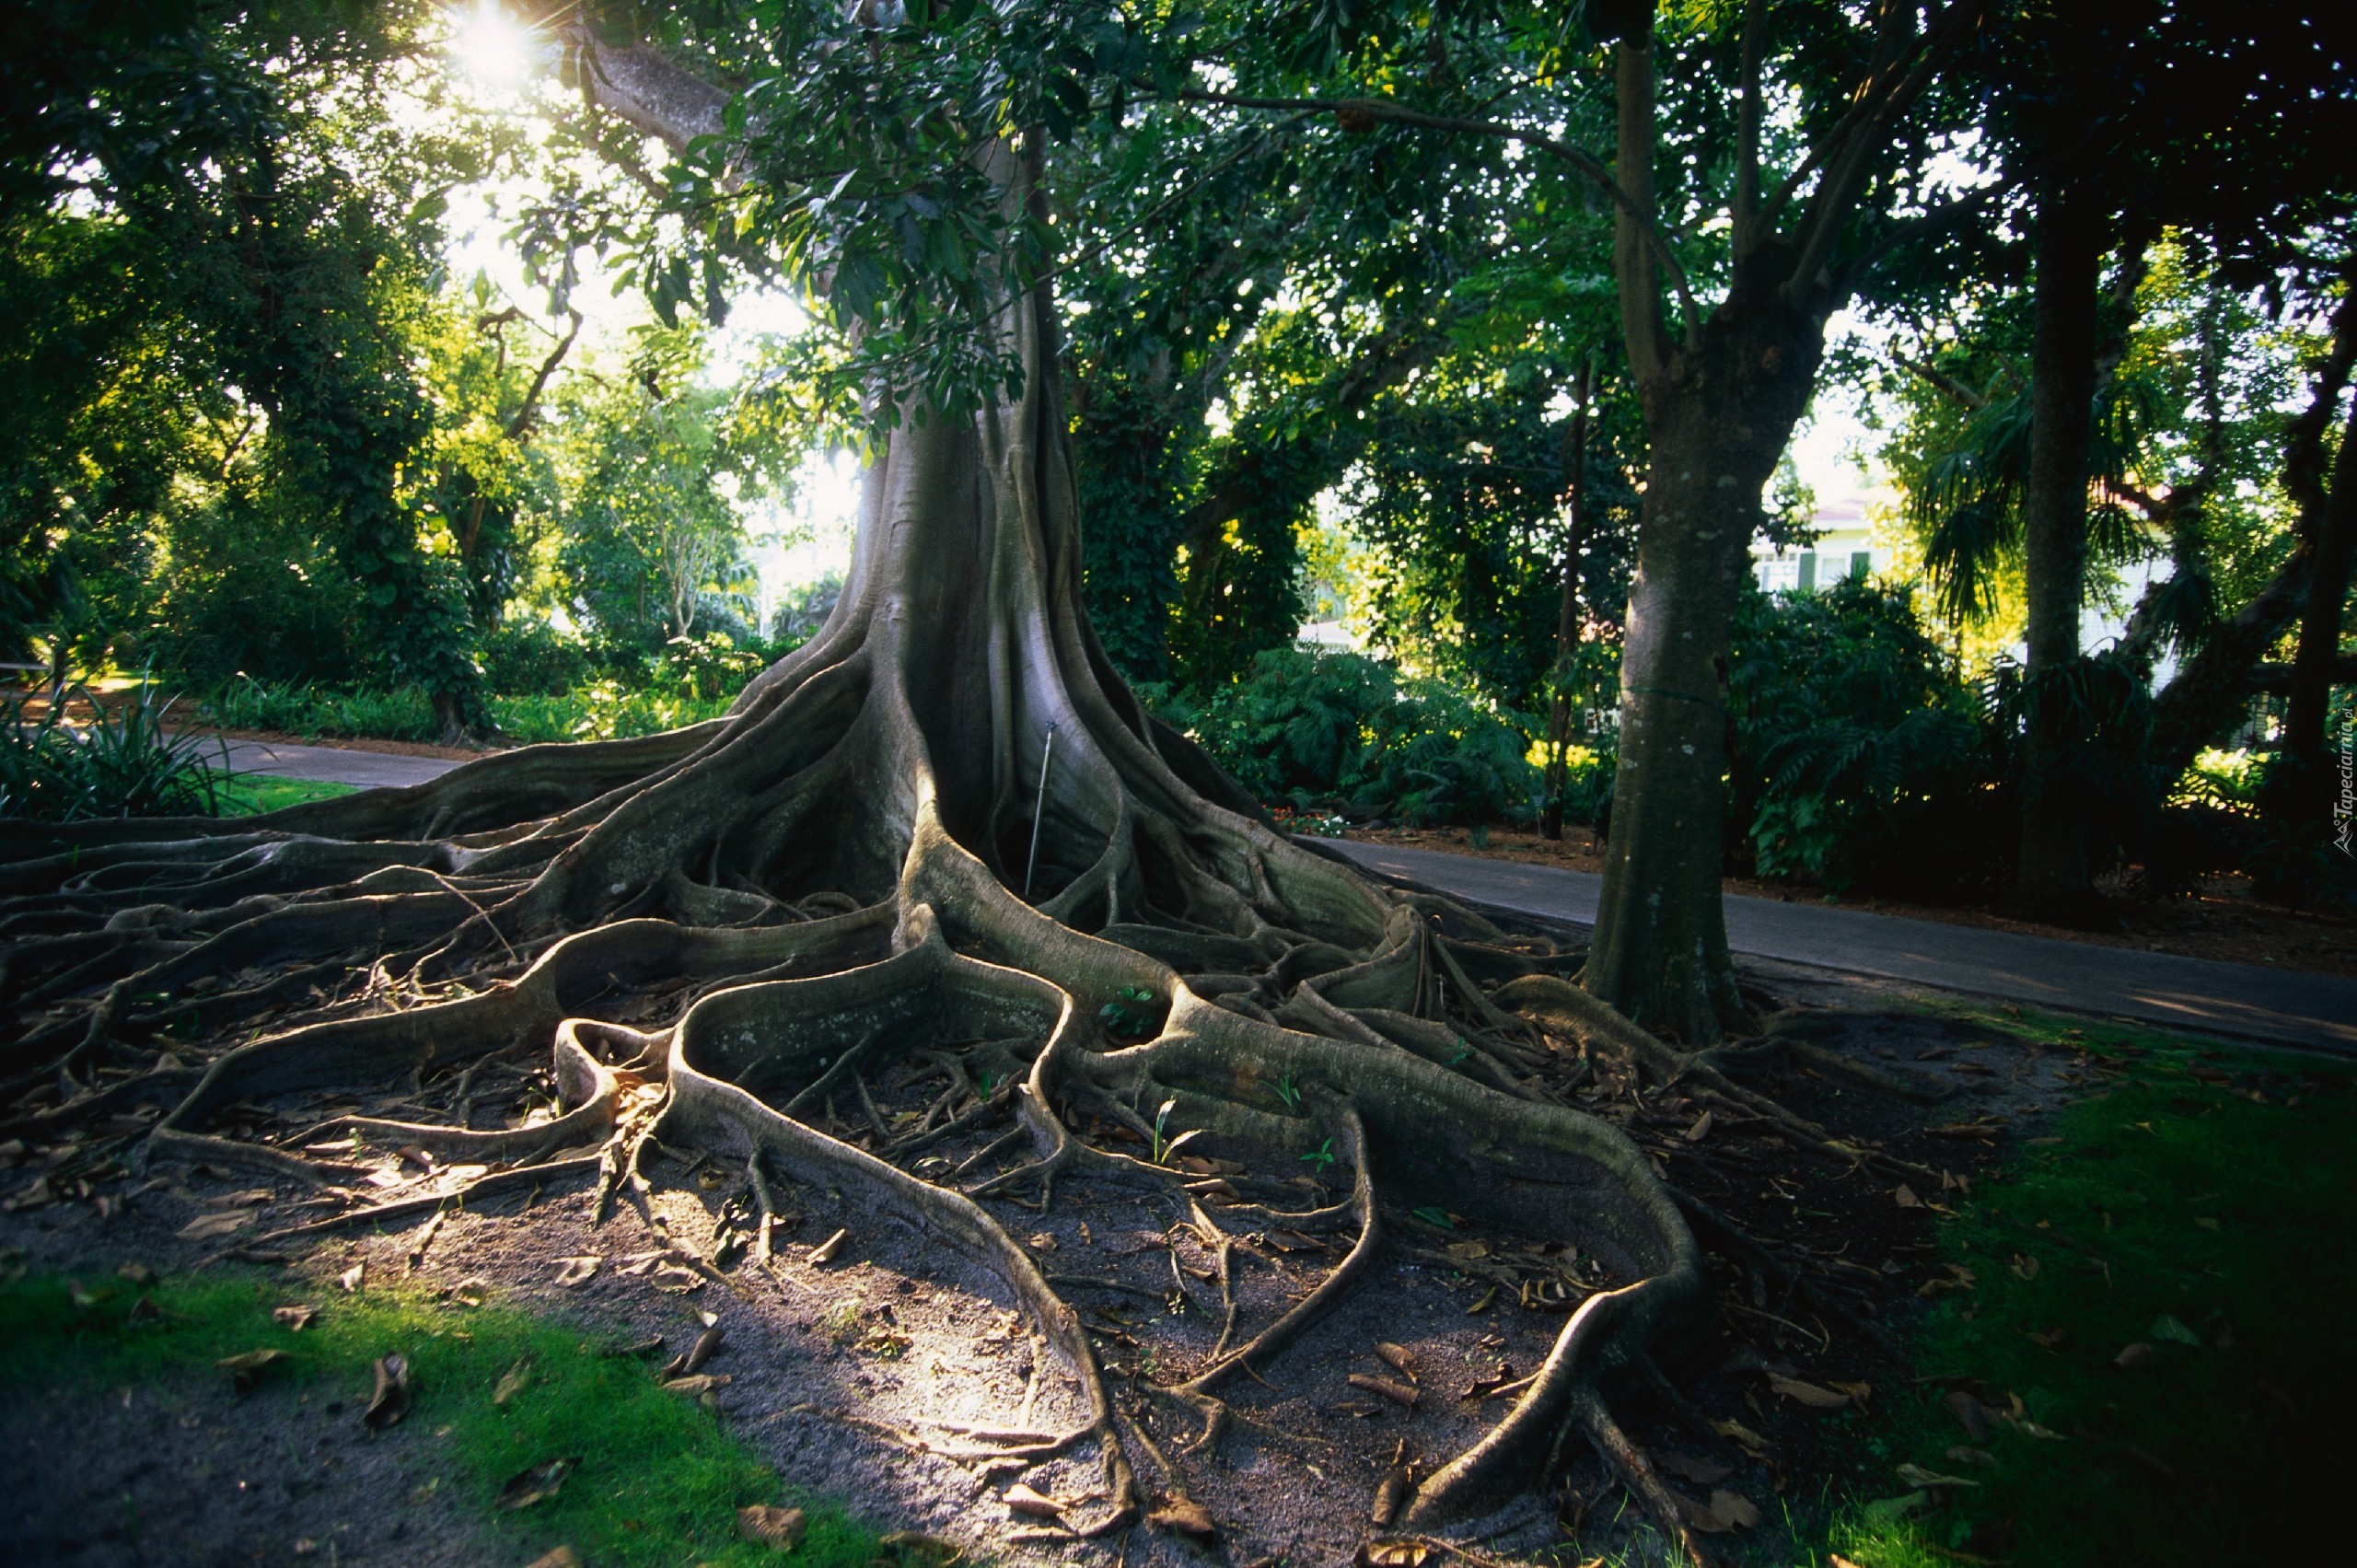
[450,1,537,94]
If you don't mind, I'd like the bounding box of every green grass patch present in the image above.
[216,775,357,815]
[1819,1011,2354,1566]
[0,1270,892,1568]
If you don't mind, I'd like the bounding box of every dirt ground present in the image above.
[1348,825,2357,981]
[6,947,2255,1568]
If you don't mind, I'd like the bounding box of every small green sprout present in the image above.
[1150,1097,1202,1165]
[1300,1137,1337,1173]
[1411,1206,1456,1230]
[1273,1074,1303,1113]
[1099,984,1158,1038]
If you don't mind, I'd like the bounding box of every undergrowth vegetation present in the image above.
[0,1272,896,1568]
[0,682,230,821]
[1146,645,1541,827]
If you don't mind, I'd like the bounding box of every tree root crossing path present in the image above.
[198,738,2357,1055]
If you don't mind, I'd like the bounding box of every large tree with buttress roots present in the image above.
[0,17,1931,1561]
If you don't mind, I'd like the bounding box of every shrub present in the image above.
[480,621,595,696]
[2,682,229,821]
[1727,580,2000,896]
[1174,645,1539,826]
[200,679,439,742]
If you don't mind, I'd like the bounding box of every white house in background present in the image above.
[1752,489,1881,595]
[1749,484,2178,683]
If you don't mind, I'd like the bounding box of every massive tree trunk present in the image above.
[2014,177,2105,912]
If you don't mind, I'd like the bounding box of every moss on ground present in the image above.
[0,1271,896,1567]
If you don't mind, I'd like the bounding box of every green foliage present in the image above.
[1825,1010,2357,1567]
[1727,581,1999,896]
[480,621,598,698]
[1,683,230,821]
[1170,645,1539,826]
[0,1271,900,1568]
[202,680,442,744]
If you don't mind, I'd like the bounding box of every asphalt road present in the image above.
[215,737,466,792]
[1322,839,2357,1055]
[210,741,2355,1053]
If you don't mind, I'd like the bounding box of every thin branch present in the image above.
[1178,87,1699,334]
[1613,36,1673,383]
[1733,0,1764,255]
[1892,348,1987,411]
[1767,0,1988,291]
[505,308,585,441]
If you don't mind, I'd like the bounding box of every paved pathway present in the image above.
[214,741,2354,1053]
[215,737,463,792]
[1323,839,2357,1054]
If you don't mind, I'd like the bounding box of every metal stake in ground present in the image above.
[1025,724,1056,900]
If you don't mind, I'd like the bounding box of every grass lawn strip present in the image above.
[0,1271,901,1567]
[1816,1005,2351,1566]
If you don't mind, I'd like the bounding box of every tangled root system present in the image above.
[0,235,1918,1564]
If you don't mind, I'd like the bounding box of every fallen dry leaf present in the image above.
[552,1255,600,1288]
[1766,1373,1852,1410]
[216,1348,284,1393]
[661,1373,732,1396]
[337,1262,365,1294]
[1655,1451,1734,1486]
[493,1358,532,1407]
[1892,1184,1922,1209]
[522,1550,581,1568]
[1943,1389,1988,1441]
[1711,1417,1771,1458]
[1004,1482,1068,1520]
[1355,1540,1431,1568]
[2150,1314,2201,1347]
[495,1457,578,1511]
[2114,1342,2154,1370]
[1684,1109,1715,1143]
[650,1263,704,1294]
[363,1353,411,1428]
[1370,1468,1410,1527]
[1348,1372,1420,1410]
[1027,1232,1058,1252]
[808,1228,849,1266]
[1148,1497,1219,1540]
[176,1211,253,1242]
[1710,1490,1759,1529]
[1829,1379,1874,1410]
[1375,1342,1417,1380]
[877,1531,963,1564]
[2008,1253,2040,1281]
[272,1305,317,1331]
[1946,1445,1996,1467]
[737,1504,807,1551]
[1444,1240,1491,1261]
[1896,1463,1981,1489]
[2029,1325,2069,1349]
